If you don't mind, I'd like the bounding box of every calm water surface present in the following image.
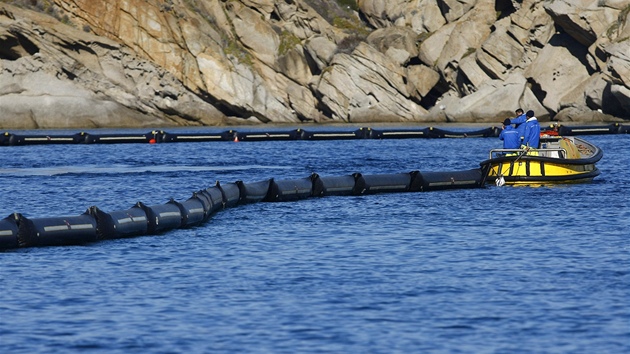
[0,130,628,353]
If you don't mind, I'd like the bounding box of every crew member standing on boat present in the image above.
[510,108,527,144]
[500,118,520,149]
[522,110,541,148]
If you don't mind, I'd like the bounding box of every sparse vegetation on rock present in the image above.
[0,0,628,129]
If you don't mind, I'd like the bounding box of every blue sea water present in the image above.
[0,129,628,353]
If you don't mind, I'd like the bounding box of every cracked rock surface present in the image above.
[1,0,628,128]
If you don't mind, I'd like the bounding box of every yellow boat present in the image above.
[480,136,603,186]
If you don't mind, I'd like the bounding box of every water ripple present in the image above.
[0,134,628,353]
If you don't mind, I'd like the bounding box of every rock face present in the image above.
[0,4,225,128]
[0,0,629,128]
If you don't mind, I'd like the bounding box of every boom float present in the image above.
[0,123,627,146]
[0,169,486,250]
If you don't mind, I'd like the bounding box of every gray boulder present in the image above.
[0,5,225,129]
[524,33,592,114]
[314,43,427,122]
[426,73,548,123]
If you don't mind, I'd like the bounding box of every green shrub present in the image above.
[1,0,73,26]
[332,15,370,37]
[224,39,253,66]
[303,0,357,24]
[336,0,358,11]
[462,47,476,59]
[278,30,301,56]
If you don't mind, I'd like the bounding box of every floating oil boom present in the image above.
[0,123,627,146]
[0,169,487,250]
[0,123,614,250]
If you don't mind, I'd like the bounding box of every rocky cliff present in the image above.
[1,0,628,129]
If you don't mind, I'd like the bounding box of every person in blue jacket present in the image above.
[522,110,541,148]
[510,108,527,143]
[499,118,520,149]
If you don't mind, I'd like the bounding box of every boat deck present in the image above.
[489,136,596,160]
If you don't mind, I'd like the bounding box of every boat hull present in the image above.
[480,136,603,186]
[485,160,600,185]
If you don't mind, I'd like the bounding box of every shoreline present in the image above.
[1,120,627,134]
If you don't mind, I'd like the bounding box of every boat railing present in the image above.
[489,148,567,159]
